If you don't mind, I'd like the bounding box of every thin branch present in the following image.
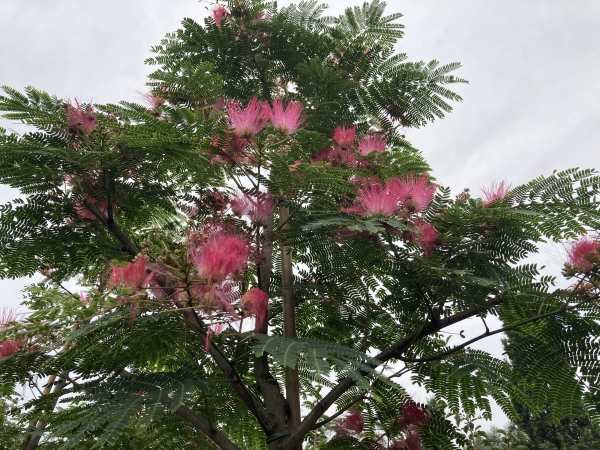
[183,312,275,433]
[175,406,245,449]
[82,199,139,256]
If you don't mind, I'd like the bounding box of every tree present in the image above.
[0,1,599,449]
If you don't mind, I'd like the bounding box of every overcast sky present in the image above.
[1,0,599,427]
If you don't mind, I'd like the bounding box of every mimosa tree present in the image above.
[1,1,599,449]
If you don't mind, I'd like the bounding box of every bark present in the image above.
[279,205,301,450]
[255,212,290,448]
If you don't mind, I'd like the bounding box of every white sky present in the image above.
[0,0,599,429]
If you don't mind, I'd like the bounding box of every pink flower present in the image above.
[402,398,428,425]
[269,99,305,135]
[332,125,356,148]
[403,426,424,450]
[410,220,438,258]
[211,134,251,166]
[240,288,269,332]
[205,322,226,351]
[67,99,96,135]
[333,408,364,435]
[189,230,249,283]
[358,133,387,154]
[311,147,357,167]
[397,173,436,213]
[347,177,402,216]
[137,90,166,108]
[482,181,511,205]
[190,282,238,317]
[566,236,599,273]
[109,254,148,292]
[226,97,269,138]
[0,308,21,359]
[230,191,275,225]
[212,5,228,29]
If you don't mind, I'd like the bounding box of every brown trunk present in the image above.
[279,205,302,449]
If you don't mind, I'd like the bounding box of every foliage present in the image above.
[0,1,599,449]
[505,332,600,450]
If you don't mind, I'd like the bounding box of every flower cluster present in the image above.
[188,229,250,284]
[333,408,364,436]
[565,236,599,274]
[105,224,269,347]
[0,308,21,359]
[398,398,429,450]
[481,180,511,206]
[269,98,305,135]
[231,191,275,226]
[213,97,306,166]
[240,288,269,332]
[109,254,148,292]
[342,174,439,257]
[212,5,228,29]
[67,99,96,136]
[311,125,388,167]
[226,96,305,139]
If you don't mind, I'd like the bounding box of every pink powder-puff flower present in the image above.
[269,98,305,135]
[332,125,357,148]
[481,180,511,206]
[346,177,402,217]
[109,254,148,292]
[410,220,438,258]
[190,280,239,319]
[240,288,269,332]
[403,426,424,450]
[402,398,428,425]
[67,100,96,136]
[231,191,275,226]
[566,236,599,273]
[397,173,436,213]
[226,97,269,139]
[211,134,252,166]
[0,308,21,359]
[212,5,229,29]
[358,133,387,155]
[205,322,226,351]
[333,408,364,435]
[311,147,357,167]
[189,230,250,284]
[137,90,166,108]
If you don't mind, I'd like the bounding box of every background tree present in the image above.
[0,1,600,449]
[503,332,600,450]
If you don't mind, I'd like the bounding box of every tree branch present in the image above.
[184,314,276,434]
[82,199,139,256]
[398,296,593,363]
[280,296,503,448]
[175,405,244,450]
